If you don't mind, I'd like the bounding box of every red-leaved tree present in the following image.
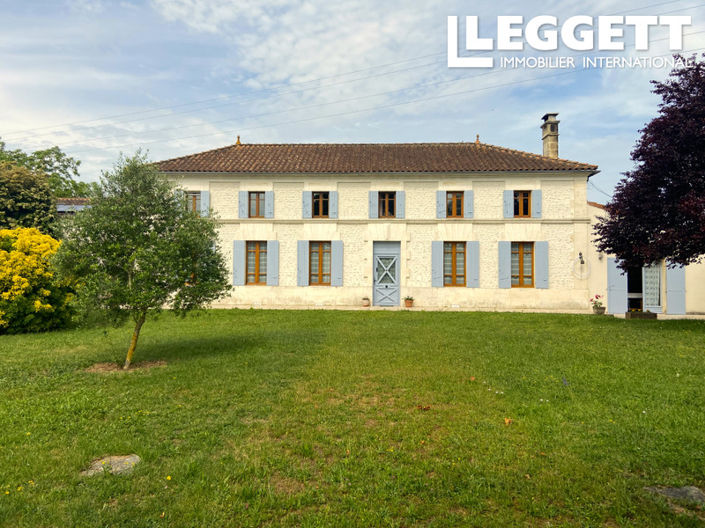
[595,54,705,268]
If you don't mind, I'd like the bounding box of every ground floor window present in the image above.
[443,242,466,286]
[246,241,267,284]
[309,241,331,285]
[511,242,533,287]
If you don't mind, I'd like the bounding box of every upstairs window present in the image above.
[514,191,531,218]
[511,242,534,287]
[446,192,463,218]
[249,192,265,218]
[378,192,396,218]
[312,192,329,218]
[185,191,201,213]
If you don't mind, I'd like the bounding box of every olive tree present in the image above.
[55,152,230,368]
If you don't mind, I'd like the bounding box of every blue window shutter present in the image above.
[532,190,542,219]
[666,264,686,314]
[467,241,479,288]
[431,241,443,287]
[200,190,210,217]
[464,190,474,219]
[232,240,245,286]
[297,240,309,286]
[302,192,312,219]
[264,191,274,219]
[369,191,378,219]
[607,257,628,314]
[535,241,549,288]
[498,241,511,288]
[266,240,279,286]
[329,191,339,219]
[503,190,514,218]
[436,191,446,219]
[331,240,343,286]
[396,191,405,219]
[238,191,248,219]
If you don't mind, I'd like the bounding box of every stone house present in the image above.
[156,114,704,314]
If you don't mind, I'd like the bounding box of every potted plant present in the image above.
[404,296,414,308]
[590,294,605,315]
[361,297,370,307]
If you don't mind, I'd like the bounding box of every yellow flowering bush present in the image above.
[0,227,74,333]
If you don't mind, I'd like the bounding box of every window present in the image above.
[312,192,329,218]
[248,192,265,218]
[378,192,396,218]
[185,191,201,213]
[246,241,267,284]
[514,191,531,217]
[446,192,463,218]
[309,241,331,285]
[511,242,534,287]
[443,242,466,286]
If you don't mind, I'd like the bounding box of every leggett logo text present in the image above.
[448,15,693,69]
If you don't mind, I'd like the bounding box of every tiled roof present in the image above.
[156,142,597,174]
[587,201,607,210]
[56,197,90,205]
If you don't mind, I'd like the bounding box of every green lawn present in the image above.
[1,310,704,527]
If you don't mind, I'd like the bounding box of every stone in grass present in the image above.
[645,486,705,505]
[80,455,141,477]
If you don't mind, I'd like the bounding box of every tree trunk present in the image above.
[123,312,147,370]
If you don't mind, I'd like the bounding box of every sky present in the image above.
[1,0,704,202]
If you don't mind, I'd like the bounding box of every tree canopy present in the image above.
[0,141,94,198]
[0,161,56,235]
[595,54,705,268]
[54,152,230,368]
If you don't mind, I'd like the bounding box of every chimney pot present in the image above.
[540,113,559,158]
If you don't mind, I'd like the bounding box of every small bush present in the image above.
[0,227,74,333]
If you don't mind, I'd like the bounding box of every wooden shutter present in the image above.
[535,241,549,288]
[232,240,245,286]
[266,240,279,286]
[200,190,210,217]
[666,264,686,314]
[431,241,443,287]
[264,191,274,219]
[302,192,312,219]
[297,240,309,286]
[436,191,446,219]
[331,240,343,286]
[396,191,405,219]
[329,191,339,219]
[531,190,542,219]
[369,191,378,219]
[464,190,474,219]
[466,241,479,288]
[498,241,511,288]
[238,191,248,219]
[503,191,513,218]
[607,258,627,314]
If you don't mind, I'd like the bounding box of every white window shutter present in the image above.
[532,190,542,218]
[331,240,343,286]
[535,241,549,288]
[431,241,443,287]
[264,191,274,218]
[297,240,309,286]
[498,241,511,288]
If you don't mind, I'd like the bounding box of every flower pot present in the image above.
[592,306,606,315]
[362,298,370,307]
[404,299,413,308]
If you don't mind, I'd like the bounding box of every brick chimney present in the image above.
[541,113,559,158]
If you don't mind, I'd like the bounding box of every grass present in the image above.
[1,310,704,527]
